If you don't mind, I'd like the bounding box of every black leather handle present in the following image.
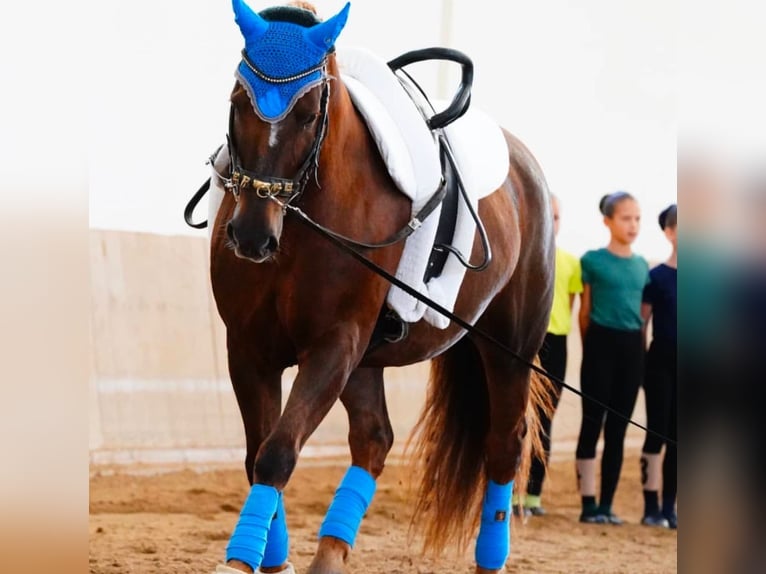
[387,47,473,130]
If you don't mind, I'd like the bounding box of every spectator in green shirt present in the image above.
[576,191,649,525]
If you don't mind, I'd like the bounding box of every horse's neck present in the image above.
[325,79,373,174]
[294,63,410,245]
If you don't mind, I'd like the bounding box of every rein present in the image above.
[183,52,673,445]
[261,190,675,446]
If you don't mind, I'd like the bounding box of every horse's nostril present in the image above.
[266,235,279,253]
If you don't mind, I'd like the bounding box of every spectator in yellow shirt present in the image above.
[516,193,583,516]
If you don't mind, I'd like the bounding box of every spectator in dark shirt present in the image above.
[640,204,677,529]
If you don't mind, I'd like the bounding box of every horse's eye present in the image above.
[302,113,319,128]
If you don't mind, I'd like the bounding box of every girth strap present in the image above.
[423,141,459,282]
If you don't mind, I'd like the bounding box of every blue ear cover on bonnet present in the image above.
[231,0,350,122]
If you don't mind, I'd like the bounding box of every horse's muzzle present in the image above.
[226,222,279,263]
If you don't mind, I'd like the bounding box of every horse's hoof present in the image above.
[214,565,252,574]
[257,563,296,574]
[306,555,344,574]
[213,563,296,574]
[306,536,349,574]
[305,561,344,574]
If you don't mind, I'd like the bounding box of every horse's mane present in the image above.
[260,2,320,26]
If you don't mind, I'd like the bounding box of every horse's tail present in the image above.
[407,337,553,556]
[517,357,555,511]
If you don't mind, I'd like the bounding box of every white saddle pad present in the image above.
[338,47,509,329]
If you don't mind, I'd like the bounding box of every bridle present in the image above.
[219,52,332,208]
[198,48,448,251]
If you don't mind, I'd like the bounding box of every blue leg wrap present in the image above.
[261,492,289,568]
[474,480,513,570]
[318,465,376,547]
[225,484,280,570]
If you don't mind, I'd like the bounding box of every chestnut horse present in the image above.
[207,2,554,573]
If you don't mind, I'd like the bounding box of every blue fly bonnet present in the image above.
[232,0,351,122]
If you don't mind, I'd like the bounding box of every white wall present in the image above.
[89,0,677,262]
[89,230,649,467]
[88,230,434,466]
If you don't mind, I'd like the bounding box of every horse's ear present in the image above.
[232,0,269,41]
[305,2,350,51]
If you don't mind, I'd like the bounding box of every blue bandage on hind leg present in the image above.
[261,492,289,568]
[474,480,513,570]
[318,466,376,547]
[225,484,280,570]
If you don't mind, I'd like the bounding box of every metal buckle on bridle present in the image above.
[254,179,295,199]
[227,170,297,202]
[228,171,242,200]
[255,181,273,198]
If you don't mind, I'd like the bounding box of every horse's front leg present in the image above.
[308,367,394,574]
[222,326,366,574]
[220,334,290,574]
